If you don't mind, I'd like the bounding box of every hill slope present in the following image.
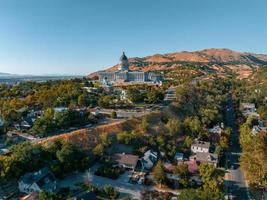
[90,48,267,79]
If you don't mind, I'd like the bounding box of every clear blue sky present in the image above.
[0,0,267,75]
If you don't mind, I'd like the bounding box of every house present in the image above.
[252,125,267,135]
[191,152,219,167]
[112,153,139,170]
[163,162,175,172]
[240,103,260,118]
[18,167,57,194]
[0,148,10,155]
[20,192,39,200]
[208,125,223,134]
[174,152,184,162]
[191,140,210,153]
[241,103,256,112]
[90,107,100,116]
[163,162,179,189]
[120,89,128,101]
[14,117,35,131]
[182,160,199,174]
[141,150,158,170]
[53,107,68,113]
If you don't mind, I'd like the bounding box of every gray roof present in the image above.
[191,140,210,149]
[20,167,56,187]
[120,52,128,61]
[195,152,218,163]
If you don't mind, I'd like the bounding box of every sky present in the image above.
[0,0,267,75]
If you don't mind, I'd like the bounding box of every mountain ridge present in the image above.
[89,48,267,79]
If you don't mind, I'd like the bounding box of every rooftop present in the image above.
[191,140,210,149]
[112,153,139,167]
[195,152,218,163]
[20,167,56,187]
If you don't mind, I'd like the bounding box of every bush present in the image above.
[95,165,123,179]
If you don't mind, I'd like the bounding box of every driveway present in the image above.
[58,164,144,199]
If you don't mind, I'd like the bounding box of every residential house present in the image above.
[90,107,100,116]
[240,103,260,118]
[18,167,57,194]
[163,162,179,189]
[174,152,184,162]
[252,125,267,135]
[14,117,35,131]
[20,192,39,200]
[141,150,158,170]
[112,153,139,170]
[191,140,210,153]
[208,125,223,134]
[53,107,68,113]
[191,152,219,167]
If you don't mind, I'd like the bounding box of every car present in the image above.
[85,124,93,128]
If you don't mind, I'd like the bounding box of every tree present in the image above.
[166,118,181,136]
[184,116,202,136]
[177,188,224,200]
[240,132,267,188]
[174,163,189,188]
[93,143,105,157]
[141,116,149,132]
[111,111,117,119]
[98,95,113,108]
[103,185,119,200]
[153,160,166,187]
[78,94,88,106]
[146,89,164,104]
[199,163,224,193]
[39,191,59,200]
[127,88,144,103]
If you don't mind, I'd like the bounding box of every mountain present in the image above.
[0,72,13,76]
[90,48,267,79]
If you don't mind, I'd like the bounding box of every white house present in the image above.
[208,125,223,134]
[53,107,68,113]
[141,150,158,170]
[191,140,210,153]
[18,167,57,194]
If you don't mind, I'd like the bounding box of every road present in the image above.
[225,93,249,200]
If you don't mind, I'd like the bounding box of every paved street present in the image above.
[225,93,249,200]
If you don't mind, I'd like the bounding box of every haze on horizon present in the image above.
[0,0,267,75]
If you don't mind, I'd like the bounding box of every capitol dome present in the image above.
[118,52,129,71]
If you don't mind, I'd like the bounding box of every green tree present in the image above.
[141,116,149,132]
[146,89,164,104]
[199,163,224,193]
[174,163,189,188]
[166,118,181,136]
[111,111,117,119]
[153,160,166,187]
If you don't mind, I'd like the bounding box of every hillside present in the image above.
[90,48,267,79]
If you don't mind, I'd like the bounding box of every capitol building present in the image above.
[99,52,162,85]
